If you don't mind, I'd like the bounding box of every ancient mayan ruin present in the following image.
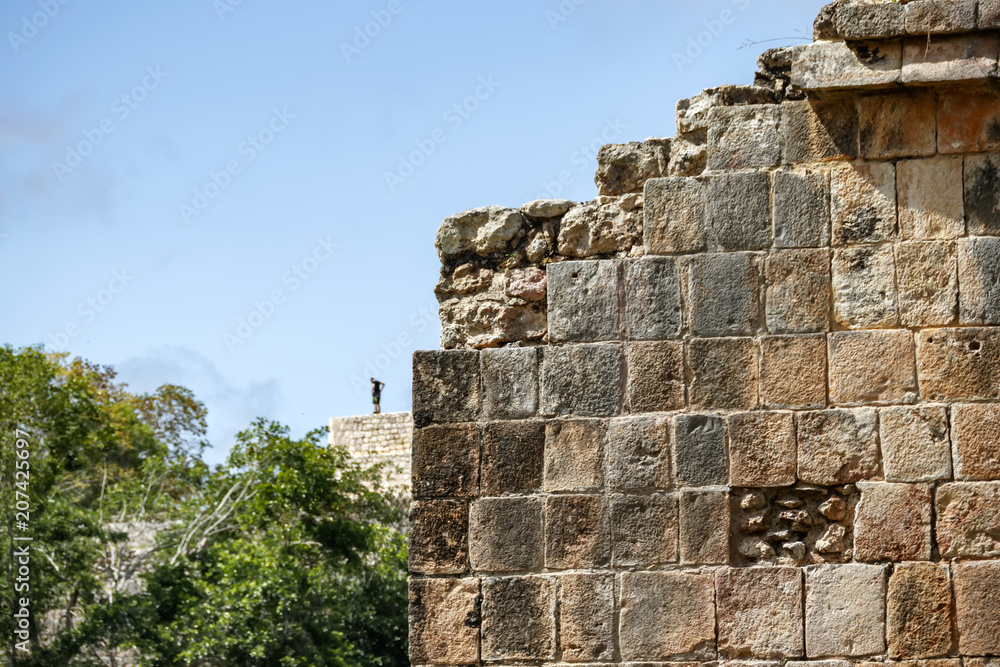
[409,1,1000,666]
[329,411,412,490]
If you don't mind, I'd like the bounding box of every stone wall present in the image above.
[411,1,1000,666]
[328,411,411,490]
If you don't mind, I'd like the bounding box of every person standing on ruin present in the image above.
[371,378,385,414]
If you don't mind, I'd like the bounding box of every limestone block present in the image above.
[952,403,1000,480]
[965,153,1000,235]
[717,566,805,659]
[766,249,831,334]
[935,481,1000,557]
[895,241,958,327]
[558,202,639,258]
[805,564,887,658]
[409,500,468,575]
[880,406,952,482]
[610,493,678,566]
[854,482,933,561]
[708,104,783,170]
[953,561,1000,656]
[595,139,669,197]
[544,494,609,569]
[413,350,480,427]
[606,415,671,491]
[858,89,937,159]
[797,408,879,486]
[469,497,543,571]
[689,337,759,410]
[481,576,556,661]
[772,168,831,248]
[782,99,858,164]
[958,237,1000,325]
[644,177,707,254]
[728,411,797,487]
[481,347,538,419]
[547,260,620,343]
[760,335,828,409]
[624,258,682,340]
[983,0,1000,28]
[436,205,525,259]
[679,487,730,565]
[558,574,614,662]
[627,341,685,413]
[412,423,479,499]
[544,418,605,492]
[619,572,717,661]
[939,89,1000,154]
[669,131,709,177]
[690,252,761,337]
[835,2,906,38]
[706,171,772,251]
[521,198,575,218]
[409,577,480,665]
[917,327,1000,400]
[904,0,977,33]
[831,161,898,245]
[832,245,900,328]
[792,41,902,90]
[903,34,998,84]
[540,344,623,416]
[672,414,728,487]
[897,158,965,239]
[828,330,917,405]
[481,420,545,495]
[887,562,954,659]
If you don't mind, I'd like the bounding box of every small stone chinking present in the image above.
[409,0,1000,665]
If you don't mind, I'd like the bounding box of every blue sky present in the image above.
[1,0,823,464]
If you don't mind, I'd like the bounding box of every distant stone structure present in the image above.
[329,412,411,490]
[410,1,1000,665]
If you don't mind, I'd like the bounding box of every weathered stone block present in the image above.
[690,252,761,337]
[481,420,545,495]
[766,249,831,334]
[619,572,716,661]
[706,171,772,251]
[935,481,1000,558]
[540,344,623,416]
[548,260,620,343]
[412,423,479,498]
[410,500,468,575]
[644,177,706,254]
[728,411,797,487]
[952,403,1000,480]
[409,577,480,665]
[672,414,728,487]
[954,561,1000,656]
[984,0,1000,27]
[897,158,965,239]
[797,408,879,486]
[939,89,1000,154]
[905,33,999,84]
[481,347,538,419]
[679,487,730,565]
[832,245,900,328]
[805,564,887,658]
[792,40,902,90]
[469,497,543,571]
[760,335,828,409]
[965,153,1000,235]
[521,198,574,218]
[595,139,669,197]
[627,341,685,413]
[611,493,678,566]
[689,337,759,410]
[896,241,958,327]
[858,89,937,159]
[708,104,783,170]
[772,168,831,248]
[831,161,898,245]
[558,574,614,662]
[958,237,1000,325]
[717,566,805,659]
[625,258,681,340]
[887,562,953,659]
[905,0,976,33]
[854,482,933,562]
[917,327,1000,400]
[783,98,858,164]
[544,418,605,492]
[880,406,952,482]
[481,576,556,661]
[828,330,917,405]
[836,1,906,38]
[544,494,609,569]
[413,350,480,427]
[606,416,671,491]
